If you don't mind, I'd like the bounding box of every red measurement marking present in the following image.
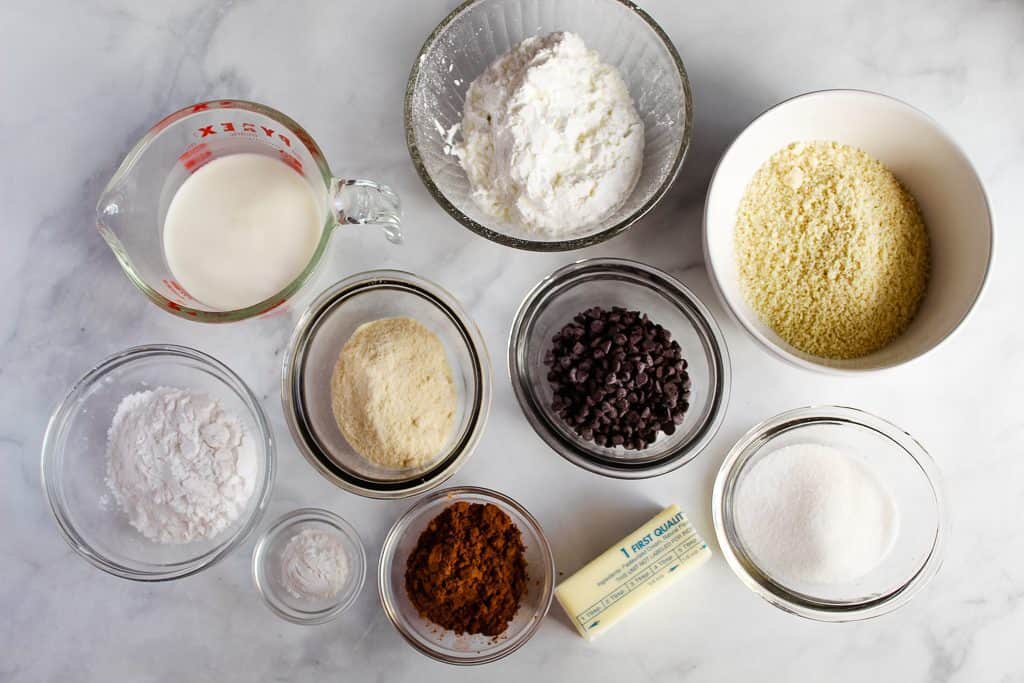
[163,279,194,301]
[168,301,182,311]
[191,103,210,112]
[295,127,316,151]
[278,150,303,173]
[151,111,180,134]
[177,144,212,172]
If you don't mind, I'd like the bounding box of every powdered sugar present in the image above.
[280,528,351,600]
[105,386,258,544]
[455,32,644,235]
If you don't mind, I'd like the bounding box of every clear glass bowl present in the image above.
[405,0,693,250]
[509,258,730,478]
[712,406,948,622]
[41,344,276,581]
[282,270,491,499]
[378,486,555,665]
[252,508,367,624]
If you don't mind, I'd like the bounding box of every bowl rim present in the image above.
[376,485,556,665]
[404,0,694,251]
[281,270,492,499]
[507,257,731,479]
[40,343,277,582]
[711,404,949,622]
[702,88,995,375]
[251,507,368,625]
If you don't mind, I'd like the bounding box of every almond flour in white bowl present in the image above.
[455,32,644,236]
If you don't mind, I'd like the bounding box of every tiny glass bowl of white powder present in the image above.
[252,508,366,624]
[41,345,275,581]
[712,406,947,622]
[405,0,692,250]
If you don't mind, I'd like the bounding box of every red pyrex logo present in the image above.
[194,121,293,148]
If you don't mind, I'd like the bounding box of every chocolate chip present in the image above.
[543,306,692,451]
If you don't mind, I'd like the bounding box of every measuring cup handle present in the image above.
[330,178,403,244]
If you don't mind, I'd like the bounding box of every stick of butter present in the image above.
[554,504,711,641]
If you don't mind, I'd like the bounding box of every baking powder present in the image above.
[281,529,350,600]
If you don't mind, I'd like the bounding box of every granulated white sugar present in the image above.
[734,443,898,584]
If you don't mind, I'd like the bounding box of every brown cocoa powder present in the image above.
[404,502,528,637]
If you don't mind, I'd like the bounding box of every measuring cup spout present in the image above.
[95,182,130,256]
[331,178,403,244]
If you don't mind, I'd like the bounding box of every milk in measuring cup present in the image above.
[163,153,323,311]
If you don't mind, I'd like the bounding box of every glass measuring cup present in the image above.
[97,100,402,322]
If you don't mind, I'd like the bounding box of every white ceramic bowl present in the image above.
[703,90,993,373]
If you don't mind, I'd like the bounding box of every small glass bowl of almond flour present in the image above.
[405,0,693,250]
[252,508,367,624]
[282,270,492,499]
[712,406,947,621]
[41,345,275,581]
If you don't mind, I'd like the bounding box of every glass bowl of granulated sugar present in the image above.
[405,0,692,251]
[712,406,947,622]
[41,344,275,581]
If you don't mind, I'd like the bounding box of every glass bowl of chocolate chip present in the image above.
[377,486,555,665]
[509,258,731,478]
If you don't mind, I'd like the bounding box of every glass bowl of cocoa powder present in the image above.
[378,486,555,665]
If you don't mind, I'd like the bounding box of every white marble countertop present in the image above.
[4,0,1022,680]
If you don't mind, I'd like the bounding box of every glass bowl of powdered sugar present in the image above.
[712,406,947,621]
[252,508,367,624]
[41,344,275,581]
[405,0,692,250]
